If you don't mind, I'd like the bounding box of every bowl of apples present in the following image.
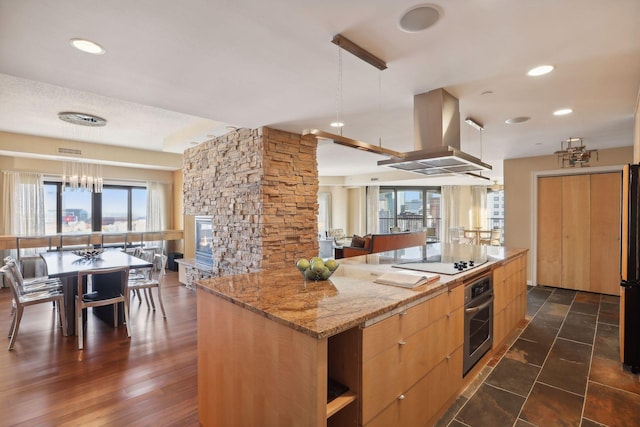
[296,257,339,281]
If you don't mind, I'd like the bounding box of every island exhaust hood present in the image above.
[377,88,492,178]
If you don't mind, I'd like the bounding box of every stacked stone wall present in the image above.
[182,127,318,279]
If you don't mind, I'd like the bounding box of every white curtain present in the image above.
[146,181,173,231]
[366,185,379,234]
[2,171,45,235]
[441,185,460,243]
[471,186,488,229]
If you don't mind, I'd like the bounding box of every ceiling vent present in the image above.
[57,147,82,155]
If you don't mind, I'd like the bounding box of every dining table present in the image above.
[40,249,153,335]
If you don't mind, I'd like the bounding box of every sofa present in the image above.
[337,230,427,259]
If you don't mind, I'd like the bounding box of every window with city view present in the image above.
[486,188,505,230]
[377,187,441,236]
[44,182,147,233]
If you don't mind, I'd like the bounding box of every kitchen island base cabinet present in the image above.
[360,286,464,426]
[198,290,359,427]
[493,254,527,347]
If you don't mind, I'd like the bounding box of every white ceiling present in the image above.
[1,0,639,185]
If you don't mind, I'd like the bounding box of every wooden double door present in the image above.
[537,172,621,295]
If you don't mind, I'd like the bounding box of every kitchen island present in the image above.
[196,243,528,427]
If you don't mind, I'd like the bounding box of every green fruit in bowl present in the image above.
[320,267,332,280]
[296,258,311,272]
[311,260,325,273]
[324,259,338,271]
[304,268,318,281]
[310,257,324,264]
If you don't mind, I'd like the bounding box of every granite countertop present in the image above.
[196,243,528,339]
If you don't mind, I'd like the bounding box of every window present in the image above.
[379,187,441,235]
[44,182,147,233]
[486,188,505,230]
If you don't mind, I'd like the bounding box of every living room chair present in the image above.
[489,228,503,246]
[1,265,67,351]
[128,254,167,317]
[76,266,131,350]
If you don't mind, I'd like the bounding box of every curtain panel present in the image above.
[1,171,45,236]
[366,186,379,234]
[146,181,173,231]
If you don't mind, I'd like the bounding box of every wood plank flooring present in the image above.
[0,271,199,426]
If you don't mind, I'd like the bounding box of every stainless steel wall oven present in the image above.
[463,271,493,376]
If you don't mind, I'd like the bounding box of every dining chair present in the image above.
[478,230,492,245]
[60,233,93,250]
[1,265,67,351]
[128,254,167,317]
[424,227,438,243]
[101,232,129,251]
[3,257,62,294]
[462,230,478,245]
[76,266,131,350]
[389,226,401,233]
[16,236,54,265]
[142,231,165,255]
[489,228,503,246]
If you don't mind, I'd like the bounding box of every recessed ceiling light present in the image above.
[69,38,105,55]
[330,121,345,128]
[553,108,573,116]
[505,116,531,124]
[398,4,441,33]
[527,65,554,76]
[481,90,493,95]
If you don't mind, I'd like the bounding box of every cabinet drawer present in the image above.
[362,300,429,361]
[428,285,464,323]
[363,373,429,427]
[425,306,463,369]
[361,326,430,424]
[426,346,463,423]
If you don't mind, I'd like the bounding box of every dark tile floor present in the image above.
[436,286,640,427]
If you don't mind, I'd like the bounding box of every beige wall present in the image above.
[635,89,640,162]
[504,146,633,284]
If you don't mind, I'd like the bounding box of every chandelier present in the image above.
[62,161,103,192]
[58,112,106,192]
[554,137,598,168]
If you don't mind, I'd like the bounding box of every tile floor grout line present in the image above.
[579,293,602,427]
[511,288,575,427]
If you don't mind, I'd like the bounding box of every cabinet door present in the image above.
[561,174,591,290]
[537,176,563,286]
[590,172,621,295]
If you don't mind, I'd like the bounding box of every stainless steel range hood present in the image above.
[378,88,492,177]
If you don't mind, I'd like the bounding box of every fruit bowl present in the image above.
[296,257,339,281]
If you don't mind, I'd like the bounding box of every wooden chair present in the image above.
[76,266,131,350]
[1,265,67,351]
[128,254,168,317]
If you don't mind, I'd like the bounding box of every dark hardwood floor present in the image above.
[0,271,199,426]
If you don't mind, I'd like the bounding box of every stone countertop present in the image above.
[196,243,528,339]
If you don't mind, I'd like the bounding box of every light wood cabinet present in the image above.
[493,255,527,347]
[361,286,464,426]
[537,172,621,295]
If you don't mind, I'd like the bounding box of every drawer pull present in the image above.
[398,340,407,346]
[398,394,406,400]
[399,311,408,316]
[445,354,452,360]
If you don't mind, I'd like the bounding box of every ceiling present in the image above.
[1,0,639,185]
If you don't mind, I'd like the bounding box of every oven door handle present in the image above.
[464,295,494,315]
